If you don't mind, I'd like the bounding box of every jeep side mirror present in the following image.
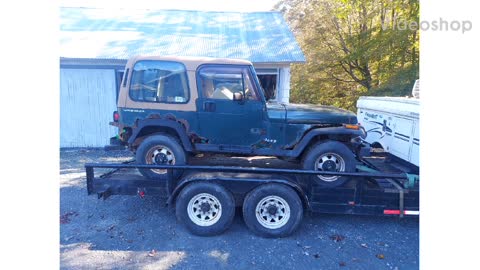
[233,92,244,102]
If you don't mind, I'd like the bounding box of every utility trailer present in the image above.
[85,155,419,238]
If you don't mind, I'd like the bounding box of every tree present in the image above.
[275,0,419,111]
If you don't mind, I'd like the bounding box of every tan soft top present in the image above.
[126,55,253,71]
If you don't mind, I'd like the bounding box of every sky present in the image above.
[60,0,280,12]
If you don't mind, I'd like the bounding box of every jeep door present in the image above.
[195,65,267,150]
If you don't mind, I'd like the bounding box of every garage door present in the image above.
[60,69,117,147]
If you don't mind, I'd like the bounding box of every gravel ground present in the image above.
[60,148,419,270]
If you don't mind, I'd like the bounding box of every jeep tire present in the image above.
[302,140,356,188]
[136,134,186,180]
[176,182,235,236]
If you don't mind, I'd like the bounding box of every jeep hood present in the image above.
[267,103,357,125]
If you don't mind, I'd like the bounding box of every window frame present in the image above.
[255,68,280,102]
[128,60,191,104]
[196,64,262,102]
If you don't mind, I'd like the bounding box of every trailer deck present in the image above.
[86,155,419,218]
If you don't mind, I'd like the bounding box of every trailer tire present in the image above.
[302,140,356,188]
[136,134,186,180]
[242,183,303,238]
[175,182,235,236]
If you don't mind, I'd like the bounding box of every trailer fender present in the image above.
[167,177,310,210]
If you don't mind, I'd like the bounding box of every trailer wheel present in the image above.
[302,140,356,188]
[175,182,235,236]
[136,134,186,180]
[242,183,303,238]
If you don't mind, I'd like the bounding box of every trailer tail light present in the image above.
[113,111,120,122]
[383,210,420,216]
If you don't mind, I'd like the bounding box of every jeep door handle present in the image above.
[204,101,216,112]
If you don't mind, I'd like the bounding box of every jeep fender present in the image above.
[127,119,194,151]
[290,126,366,157]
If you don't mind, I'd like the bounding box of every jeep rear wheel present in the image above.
[136,134,186,180]
[302,140,356,188]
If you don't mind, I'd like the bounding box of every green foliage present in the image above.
[275,0,419,111]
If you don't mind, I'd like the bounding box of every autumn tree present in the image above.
[275,0,419,111]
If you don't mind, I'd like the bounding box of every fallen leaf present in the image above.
[64,236,74,241]
[148,250,157,257]
[106,225,115,232]
[376,254,385,259]
[60,211,78,224]
[329,234,345,242]
[127,217,137,222]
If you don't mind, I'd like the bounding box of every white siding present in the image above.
[60,69,117,147]
[278,67,291,104]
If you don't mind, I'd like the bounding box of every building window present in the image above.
[115,70,124,102]
[129,60,189,103]
[256,68,279,101]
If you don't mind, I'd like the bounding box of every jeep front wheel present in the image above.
[302,140,356,188]
[136,134,186,180]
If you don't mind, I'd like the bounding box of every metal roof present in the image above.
[60,7,305,64]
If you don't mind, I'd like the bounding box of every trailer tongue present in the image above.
[85,155,419,237]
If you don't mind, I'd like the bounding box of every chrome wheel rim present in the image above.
[255,195,290,229]
[314,152,346,182]
[145,145,176,174]
[187,193,222,226]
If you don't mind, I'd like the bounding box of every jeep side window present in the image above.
[129,60,189,103]
[198,66,259,101]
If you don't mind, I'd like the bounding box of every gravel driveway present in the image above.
[60,148,419,270]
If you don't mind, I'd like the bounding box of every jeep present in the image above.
[110,56,368,187]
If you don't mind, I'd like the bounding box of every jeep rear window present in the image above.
[129,60,189,103]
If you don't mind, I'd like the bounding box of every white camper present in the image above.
[357,80,419,167]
